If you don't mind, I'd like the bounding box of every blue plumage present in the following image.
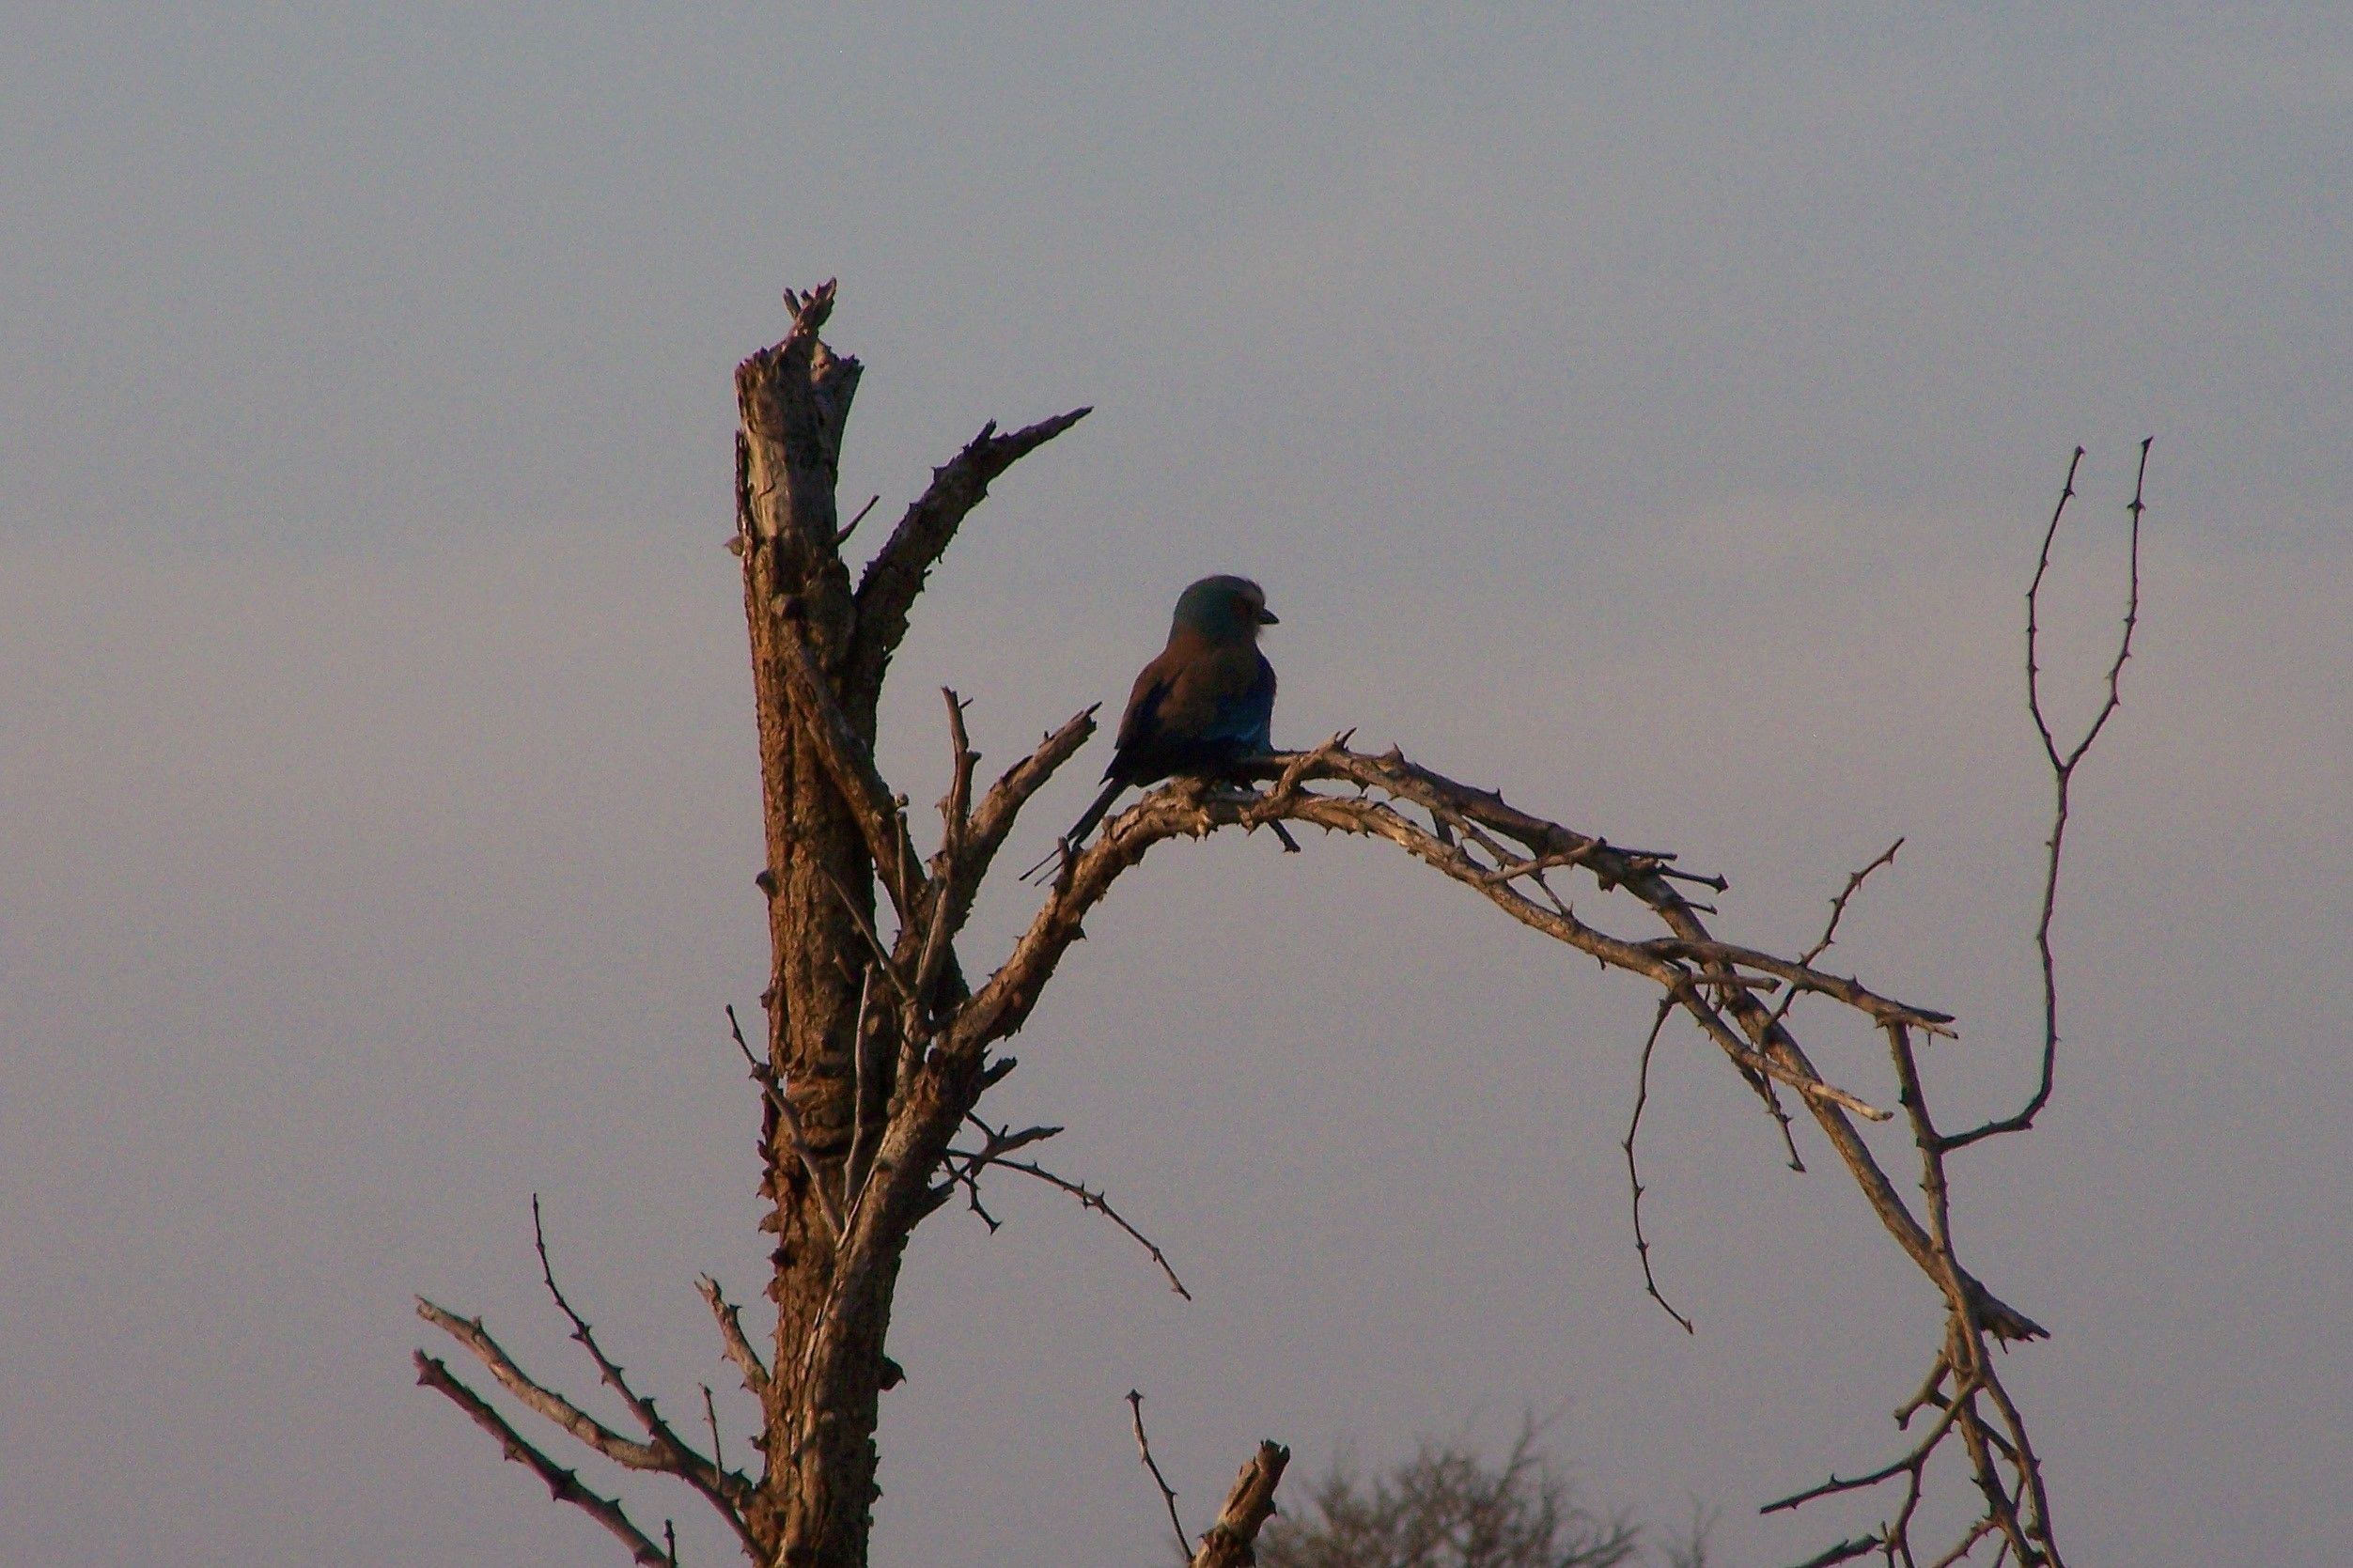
[1052,575,1279,857]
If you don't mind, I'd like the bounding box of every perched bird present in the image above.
[1034,575,1278,872]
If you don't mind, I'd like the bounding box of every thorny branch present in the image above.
[415,1200,763,1559]
[944,1115,1192,1299]
[414,1351,676,1568]
[1945,439,2147,1152]
[1127,1389,1192,1560]
[694,1275,770,1405]
[417,291,2127,1568]
[1768,838,1907,1036]
[1744,443,2146,1567]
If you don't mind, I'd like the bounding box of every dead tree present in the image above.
[415,284,2142,1568]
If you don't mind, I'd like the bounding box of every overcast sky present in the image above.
[5,6,2348,1566]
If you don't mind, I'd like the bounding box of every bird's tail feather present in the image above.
[1019,777,1128,883]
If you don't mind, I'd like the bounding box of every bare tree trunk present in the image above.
[730,286,1095,1566]
[734,296,880,1567]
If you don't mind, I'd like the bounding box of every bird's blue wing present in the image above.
[1203,650,1275,753]
[1110,641,1271,783]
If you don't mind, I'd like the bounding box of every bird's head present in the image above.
[1172,575,1278,644]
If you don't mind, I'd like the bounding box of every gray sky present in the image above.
[5,6,2347,1565]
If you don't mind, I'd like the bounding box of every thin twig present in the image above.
[1622,998,1693,1332]
[984,1157,1190,1299]
[814,865,916,1005]
[703,1385,725,1477]
[694,1275,770,1403]
[1126,1389,1191,1559]
[727,1005,845,1240]
[1768,838,1905,1035]
[845,965,878,1205]
[1770,1110,1806,1170]
[1762,1387,1969,1514]
[2022,447,2088,766]
[834,491,880,547]
[947,1122,1190,1299]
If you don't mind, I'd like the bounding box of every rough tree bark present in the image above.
[416,286,2136,1568]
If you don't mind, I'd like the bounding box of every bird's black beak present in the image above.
[1258,608,1280,626]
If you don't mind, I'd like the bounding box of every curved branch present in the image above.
[846,406,1093,718]
[1622,999,1694,1333]
[906,732,2063,1565]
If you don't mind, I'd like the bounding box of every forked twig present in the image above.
[1945,440,2146,1153]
